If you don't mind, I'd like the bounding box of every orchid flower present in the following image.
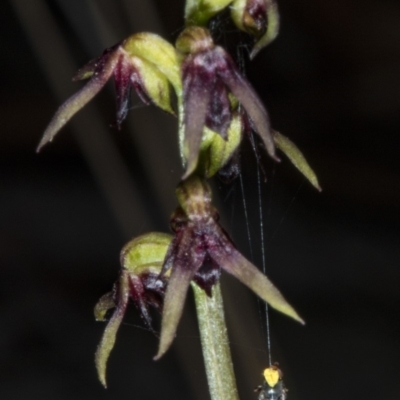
[37,33,180,152]
[155,175,304,359]
[176,27,280,178]
[94,233,172,387]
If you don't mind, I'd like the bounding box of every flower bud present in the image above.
[231,0,280,58]
[176,26,214,54]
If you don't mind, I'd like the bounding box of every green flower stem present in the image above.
[192,282,239,400]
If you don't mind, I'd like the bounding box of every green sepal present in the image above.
[95,272,129,388]
[273,131,322,191]
[132,56,175,115]
[121,232,173,274]
[122,33,181,93]
[185,0,233,26]
[196,112,242,178]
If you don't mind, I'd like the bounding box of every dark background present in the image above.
[1,0,400,399]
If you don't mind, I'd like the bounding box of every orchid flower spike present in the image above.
[155,176,304,360]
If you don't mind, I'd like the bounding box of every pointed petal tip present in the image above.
[153,351,163,361]
[292,312,305,325]
[273,131,322,191]
[36,135,51,153]
[211,243,305,326]
[249,48,260,60]
[249,33,278,60]
[95,350,109,388]
[98,373,108,389]
[309,173,321,192]
[181,170,191,181]
[36,139,49,153]
[153,326,175,362]
[275,300,306,325]
[181,160,197,181]
[37,53,118,154]
[94,289,127,391]
[153,336,171,361]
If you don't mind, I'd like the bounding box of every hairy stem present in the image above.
[192,282,239,400]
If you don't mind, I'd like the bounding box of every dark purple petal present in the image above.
[193,255,221,296]
[114,56,133,129]
[127,271,167,330]
[128,274,154,329]
[95,271,130,387]
[205,79,232,139]
[141,272,167,310]
[217,148,241,183]
[154,266,193,360]
[37,48,121,152]
[155,229,206,359]
[215,47,279,161]
[206,227,304,324]
[130,68,152,105]
[182,54,215,179]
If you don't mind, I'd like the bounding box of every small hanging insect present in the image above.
[255,364,288,400]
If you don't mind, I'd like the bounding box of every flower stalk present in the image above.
[192,283,239,400]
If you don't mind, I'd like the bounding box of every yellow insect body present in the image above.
[263,367,280,388]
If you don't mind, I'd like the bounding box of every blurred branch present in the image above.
[11,0,150,237]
